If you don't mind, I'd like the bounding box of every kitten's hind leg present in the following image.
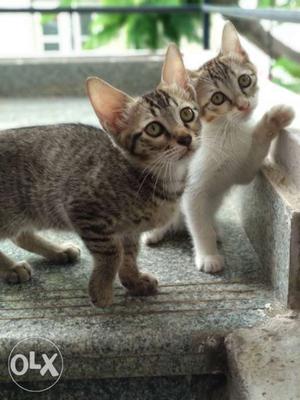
[119,235,158,296]
[13,231,80,264]
[0,251,32,284]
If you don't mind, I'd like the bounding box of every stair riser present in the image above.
[225,316,300,400]
[0,375,228,400]
[0,57,162,97]
[237,170,300,308]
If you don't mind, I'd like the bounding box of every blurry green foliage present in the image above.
[258,0,300,7]
[41,0,74,24]
[43,0,300,93]
[272,78,300,92]
[272,57,300,93]
[47,0,202,49]
[86,0,202,50]
[275,57,300,78]
[257,0,300,93]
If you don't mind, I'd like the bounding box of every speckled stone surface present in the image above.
[226,312,300,400]
[0,202,279,384]
[0,374,229,400]
[0,56,162,97]
[237,164,300,308]
[0,97,97,130]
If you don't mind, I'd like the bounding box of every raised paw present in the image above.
[195,254,224,274]
[6,261,32,284]
[88,279,113,308]
[121,272,158,296]
[51,243,81,264]
[265,105,295,136]
[142,230,165,246]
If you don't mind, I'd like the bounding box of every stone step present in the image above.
[0,97,96,130]
[0,201,281,394]
[225,312,300,400]
[0,55,162,97]
[0,375,229,400]
[236,162,300,308]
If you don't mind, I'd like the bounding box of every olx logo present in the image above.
[8,337,63,392]
[10,352,59,377]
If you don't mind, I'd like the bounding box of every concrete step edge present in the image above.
[236,162,300,308]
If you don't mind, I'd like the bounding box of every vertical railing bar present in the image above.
[203,0,210,49]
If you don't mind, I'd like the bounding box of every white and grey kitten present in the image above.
[143,22,295,274]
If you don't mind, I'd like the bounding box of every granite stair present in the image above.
[226,312,300,400]
[0,199,279,399]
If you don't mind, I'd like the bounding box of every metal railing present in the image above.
[202,5,300,23]
[0,5,202,14]
[0,4,211,49]
[0,3,297,54]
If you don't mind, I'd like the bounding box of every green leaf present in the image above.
[274,57,300,78]
[55,0,203,49]
[272,77,300,93]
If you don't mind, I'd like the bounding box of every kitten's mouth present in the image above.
[242,108,253,116]
[179,146,195,160]
[231,107,254,121]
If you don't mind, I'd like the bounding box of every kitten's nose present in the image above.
[236,98,250,111]
[177,135,192,147]
[238,104,250,111]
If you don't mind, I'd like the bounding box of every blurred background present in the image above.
[0,1,299,173]
[0,1,299,94]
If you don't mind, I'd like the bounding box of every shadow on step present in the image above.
[0,374,229,400]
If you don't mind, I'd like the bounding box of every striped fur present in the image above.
[0,83,201,308]
[192,54,258,122]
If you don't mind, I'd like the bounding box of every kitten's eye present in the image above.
[180,107,195,123]
[145,122,165,137]
[238,74,252,89]
[211,92,226,106]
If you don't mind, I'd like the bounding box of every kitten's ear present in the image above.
[221,21,248,60]
[161,43,189,89]
[86,77,133,134]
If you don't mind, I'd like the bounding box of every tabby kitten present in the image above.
[0,44,201,307]
[144,22,295,274]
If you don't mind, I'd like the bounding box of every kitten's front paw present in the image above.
[88,281,113,308]
[195,255,224,274]
[142,230,165,246]
[122,272,158,296]
[265,105,295,137]
[6,261,32,284]
[51,243,81,264]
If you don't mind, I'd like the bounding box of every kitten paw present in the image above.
[142,230,165,246]
[51,243,81,264]
[196,255,224,274]
[265,105,295,137]
[88,281,113,308]
[6,261,32,284]
[122,272,158,296]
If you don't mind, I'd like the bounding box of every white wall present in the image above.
[0,1,38,56]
